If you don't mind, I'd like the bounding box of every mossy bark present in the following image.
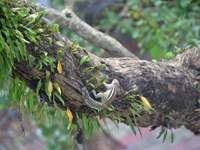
[6,2,200,135]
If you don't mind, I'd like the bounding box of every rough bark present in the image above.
[7,2,200,135]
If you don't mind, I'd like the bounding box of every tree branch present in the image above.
[63,0,74,11]
[4,1,200,135]
[34,2,136,58]
[12,15,200,132]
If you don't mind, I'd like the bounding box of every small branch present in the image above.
[34,2,137,59]
[119,0,130,18]
[63,0,74,11]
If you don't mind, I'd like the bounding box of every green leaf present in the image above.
[109,104,115,109]
[79,56,88,67]
[27,91,34,111]
[56,41,63,47]
[82,66,94,74]
[94,64,105,76]
[58,51,63,61]
[46,70,50,81]
[86,68,96,77]
[93,109,98,114]
[157,127,165,139]
[14,77,20,88]
[45,80,51,101]
[71,40,77,48]
[99,76,108,84]
[126,114,136,135]
[198,98,200,104]
[109,116,119,130]
[165,52,176,59]
[162,130,168,143]
[129,107,141,117]
[82,113,88,137]
[88,118,94,140]
[152,59,157,63]
[103,108,107,117]
[29,54,36,67]
[54,92,65,106]
[85,57,93,62]
[44,103,51,123]
[171,131,174,143]
[52,96,59,109]
[36,79,42,95]
[132,111,142,137]
[85,118,91,139]
[75,112,79,122]
[117,114,122,122]
[36,11,46,23]
[150,45,162,59]
[88,74,100,82]
[95,118,102,136]
[123,89,135,97]
[47,16,60,26]
[24,5,31,15]
[86,82,96,88]
[90,117,97,132]
[20,99,25,120]
[47,37,52,45]
[191,39,199,45]
[21,81,26,91]
[102,117,109,133]
[163,115,174,120]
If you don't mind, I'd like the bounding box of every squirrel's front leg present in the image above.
[92,90,107,103]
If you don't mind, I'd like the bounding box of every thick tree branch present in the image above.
[13,17,200,132]
[5,2,200,135]
[34,2,136,58]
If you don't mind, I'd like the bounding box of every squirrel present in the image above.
[81,79,119,110]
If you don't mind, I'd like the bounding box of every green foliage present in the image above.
[126,114,136,135]
[164,46,188,59]
[198,98,200,104]
[101,116,109,133]
[123,89,156,136]
[156,114,176,143]
[83,114,103,140]
[84,64,107,88]
[54,92,65,106]
[79,56,93,67]
[191,39,200,49]
[162,115,174,120]
[98,0,200,59]
[0,0,63,129]
[81,107,122,140]
[69,40,80,55]
[37,108,75,150]
[0,0,110,147]
[36,54,56,71]
[157,127,174,143]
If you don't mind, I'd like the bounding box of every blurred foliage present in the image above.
[50,0,200,59]
[0,1,75,149]
[123,0,200,58]
[0,84,10,111]
[100,0,200,58]
[37,108,76,150]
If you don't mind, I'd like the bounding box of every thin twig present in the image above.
[35,2,137,58]
[64,0,74,11]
